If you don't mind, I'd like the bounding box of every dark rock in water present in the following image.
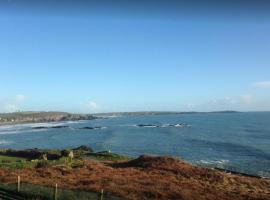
[166,124,174,127]
[32,126,49,129]
[79,126,95,130]
[136,124,159,128]
[79,126,105,130]
[94,126,102,129]
[73,145,93,153]
[32,125,69,129]
[51,125,69,129]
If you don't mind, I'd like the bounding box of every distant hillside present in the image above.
[93,111,182,117]
[93,110,239,117]
[0,112,97,125]
[0,111,240,125]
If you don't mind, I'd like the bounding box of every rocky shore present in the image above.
[0,112,98,126]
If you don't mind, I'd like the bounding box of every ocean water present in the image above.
[0,112,269,177]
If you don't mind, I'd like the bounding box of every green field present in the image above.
[0,147,131,169]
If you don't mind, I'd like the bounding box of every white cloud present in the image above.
[211,95,254,106]
[5,104,19,112]
[205,95,257,111]
[241,95,253,104]
[15,94,26,102]
[186,103,195,110]
[0,95,26,113]
[253,81,270,89]
[211,97,237,105]
[85,101,99,112]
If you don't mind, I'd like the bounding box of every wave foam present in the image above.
[0,140,13,144]
[196,159,229,165]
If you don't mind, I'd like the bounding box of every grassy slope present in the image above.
[0,155,269,200]
[0,149,268,200]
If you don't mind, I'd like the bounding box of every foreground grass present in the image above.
[0,155,34,169]
[0,154,66,169]
[0,150,131,169]
[0,155,269,200]
[86,152,132,161]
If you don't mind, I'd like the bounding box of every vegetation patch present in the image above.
[86,152,132,161]
[0,146,130,170]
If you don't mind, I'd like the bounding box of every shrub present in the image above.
[1,159,12,163]
[71,160,84,168]
[61,149,70,157]
[36,160,51,168]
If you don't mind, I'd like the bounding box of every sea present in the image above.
[0,112,269,177]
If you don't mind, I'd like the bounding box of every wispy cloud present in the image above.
[4,104,18,112]
[241,95,253,104]
[253,81,270,89]
[85,101,100,112]
[0,95,26,113]
[15,94,26,102]
[211,97,237,105]
[211,95,253,106]
[186,103,195,110]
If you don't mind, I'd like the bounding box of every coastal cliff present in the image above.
[0,112,97,125]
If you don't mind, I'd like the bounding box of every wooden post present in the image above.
[100,189,104,200]
[54,183,58,200]
[17,175,20,192]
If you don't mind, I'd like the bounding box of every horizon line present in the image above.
[1,110,270,115]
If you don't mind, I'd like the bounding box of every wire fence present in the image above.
[0,181,125,200]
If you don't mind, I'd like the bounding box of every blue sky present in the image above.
[1,1,270,113]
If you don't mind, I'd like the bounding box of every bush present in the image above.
[73,145,93,153]
[15,162,27,169]
[1,159,12,163]
[71,160,84,168]
[36,160,51,168]
[61,149,70,157]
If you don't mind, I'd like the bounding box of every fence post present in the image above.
[54,183,58,200]
[100,189,104,200]
[17,175,20,192]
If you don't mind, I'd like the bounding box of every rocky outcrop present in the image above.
[73,145,94,153]
[0,112,98,125]
[0,149,61,160]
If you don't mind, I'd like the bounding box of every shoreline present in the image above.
[0,112,98,127]
[0,119,92,127]
[0,125,269,179]
[0,145,268,180]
